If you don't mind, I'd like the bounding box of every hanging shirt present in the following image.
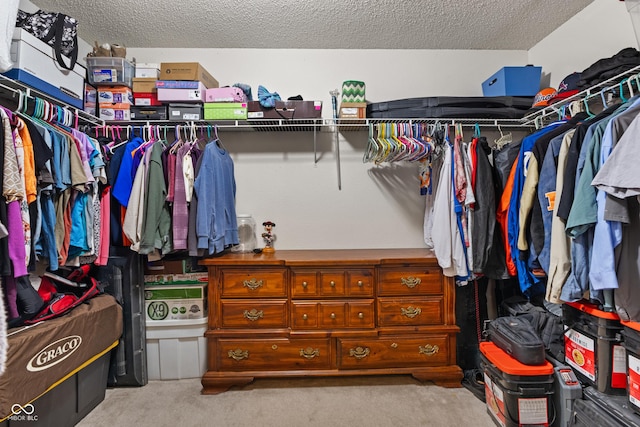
[112,136,143,207]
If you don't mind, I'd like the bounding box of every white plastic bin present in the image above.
[145,317,207,380]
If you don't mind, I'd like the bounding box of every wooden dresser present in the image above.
[200,248,462,394]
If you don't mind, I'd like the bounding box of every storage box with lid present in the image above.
[159,62,219,89]
[86,57,134,87]
[134,62,160,78]
[341,80,366,103]
[145,317,207,380]
[144,283,207,321]
[98,86,132,105]
[622,320,640,414]
[132,77,157,94]
[130,106,167,120]
[480,341,555,427]
[168,103,203,121]
[133,92,161,106]
[204,102,248,120]
[157,82,206,102]
[4,28,86,108]
[481,65,542,97]
[563,300,626,395]
[572,386,640,426]
[339,102,367,119]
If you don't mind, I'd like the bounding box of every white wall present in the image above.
[529,0,638,88]
[128,48,527,250]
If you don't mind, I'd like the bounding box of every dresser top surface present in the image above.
[200,248,438,267]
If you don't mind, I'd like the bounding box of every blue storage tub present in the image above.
[482,66,542,97]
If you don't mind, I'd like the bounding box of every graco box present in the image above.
[482,66,542,97]
[144,284,207,321]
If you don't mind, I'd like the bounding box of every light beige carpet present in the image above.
[78,375,497,427]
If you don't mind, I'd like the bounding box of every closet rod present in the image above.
[521,63,640,127]
[0,74,104,127]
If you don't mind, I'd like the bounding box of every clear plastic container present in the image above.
[86,57,134,87]
[232,214,257,253]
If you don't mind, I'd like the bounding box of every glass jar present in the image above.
[232,214,257,253]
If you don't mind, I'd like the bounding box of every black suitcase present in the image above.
[486,316,546,365]
[367,105,529,119]
[367,96,534,112]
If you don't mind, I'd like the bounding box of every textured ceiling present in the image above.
[32,0,594,50]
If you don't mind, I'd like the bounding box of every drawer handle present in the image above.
[302,281,308,288]
[358,312,364,319]
[419,344,440,356]
[228,349,249,361]
[299,347,320,359]
[401,276,422,288]
[330,280,336,287]
[330,313,336,319]
[243,309,264,321]
[349,346,370,360]
[243,278,264,290]
[401,306,422,318]
[391,343,398,349]
[302,314,308,320]
[357,280,364,287]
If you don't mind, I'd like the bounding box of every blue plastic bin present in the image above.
[482,66,542,97]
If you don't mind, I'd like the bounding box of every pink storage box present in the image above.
[204,87,247,103]
[157,82,206,102]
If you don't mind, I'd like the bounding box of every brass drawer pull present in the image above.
[302,314,308,320]
[358,312,364,319]
[243,309,264,321]
[357,280,364,287]
[228,349,249,361]
[302,281,308,288]
[299,347,320,359]
[349,346,370,359]
[401,306,422,318]
[243,278,264,290]
[401,276,422,288]
[330,280,336,287]
[419,344,440,356]
[330,313,336,319]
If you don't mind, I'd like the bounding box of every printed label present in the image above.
[612,344,627,388]
[565,329,596,381]
[188,90,201,100]
[184,114,200,120]
[518,398,548,425]
[248,112,264,119]
[135,98,151,106]
[629,353,640,410]
[92,68,117,83]
[484,373,506,427]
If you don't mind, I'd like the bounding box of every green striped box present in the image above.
[341,80,366,103]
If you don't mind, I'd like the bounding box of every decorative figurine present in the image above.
[261,221,276,253]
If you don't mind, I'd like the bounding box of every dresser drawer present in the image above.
[377,267,444,296]
[220,300,287,328]
[291,269,374,298]
[217,338,331,371]
[220,268,286,297]
[292,300,375,329]
[377,297,443,326]
[338,335,450,369]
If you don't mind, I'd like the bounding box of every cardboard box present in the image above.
[144,272,208,285]
[144,284,207,321]
[134,62,160,78]
[133,92,162,106]
[159,62,219,89]
[131,106,167,120]
[157,83,206,102]
[246,100,322,119]
[144,258,204,275]
[204,102,248,120]
[168,103,203,121]
[339,102,367,119]
[99,103,131,121]
[98,86,133,105]
[132,77,157,93]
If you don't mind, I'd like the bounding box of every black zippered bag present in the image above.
[486,315,546,365]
